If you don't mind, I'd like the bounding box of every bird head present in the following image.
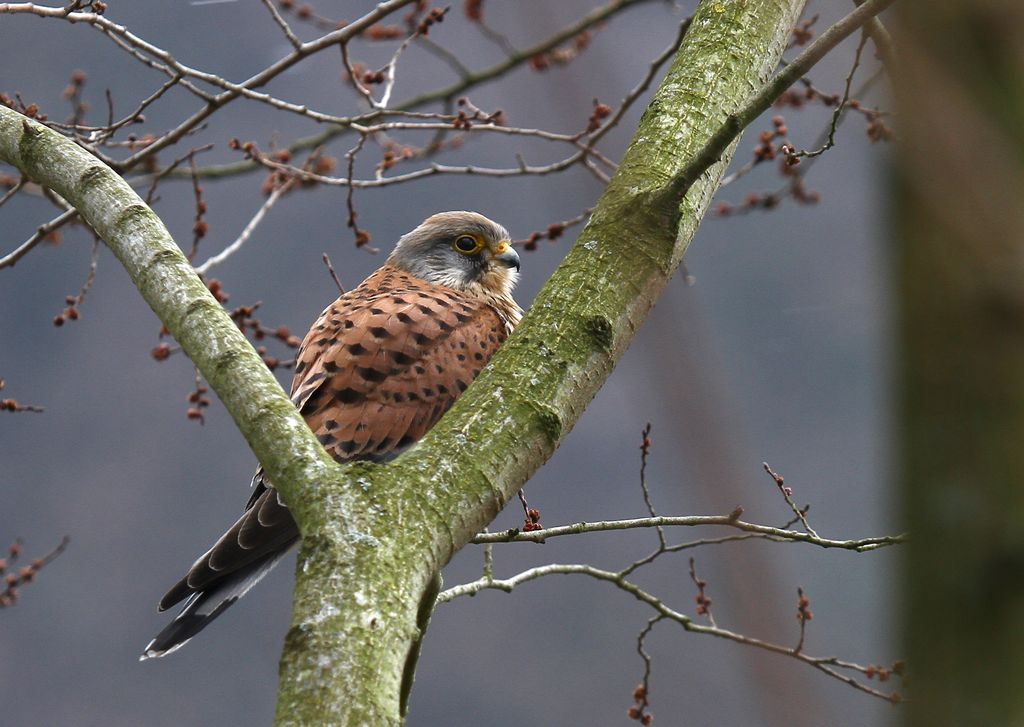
[387,211,520,298]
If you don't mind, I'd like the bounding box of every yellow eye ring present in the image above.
[453,235,484,255]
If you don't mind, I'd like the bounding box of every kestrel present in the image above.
[142,211,521,659]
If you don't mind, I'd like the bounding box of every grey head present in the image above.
[387,211,521,297]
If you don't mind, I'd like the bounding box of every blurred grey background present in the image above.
[0,1,899,725]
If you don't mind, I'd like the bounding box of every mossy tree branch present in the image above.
[282,0,811,721]
[0,0,889,721]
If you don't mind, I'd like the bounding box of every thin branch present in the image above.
[793,30,869,159]
[0,535,70,607]
[630,615,663,724]
[339,38,378,108]
[718,65,886,201]
[587,15,691,146]
[0,207,78,269]
[637,423,665,549]
[261,0,302,50]
[688,557,716,627]
[378,11,449,109]
[144,143,214,205]
[54,235,100,325]
[194,176,296,275]
[660,0,897,205]
[0,175,26,207]
[437,563,902,703]
[186,151,207,261]
[763,461,819,538]
[795,587,812,654]
[397,0,662,112]
[321,253,345,294]
[75,0,422,169]
[470,514,905,552]
[342,135,372,248]
[0,378,45,413]
[244,144,593,189]
[515,206,593,250]
[141,0,663,180]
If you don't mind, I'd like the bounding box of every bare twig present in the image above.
[0,175,25,207]
[515,207,593,250]
[378,9,450,109]
[587,15,691,146]
[717,65,887,209]
[688,557,716,627]
[339,38,378,108]
[437,563,902,703]
[144,144,214,205]
[660,0,897,205]
[261,0,302,50]
[0,536,70,607]
[0,207,78,270]
[0,378,45,412]
[630,615,663,724]
[321,253,345,294]
[187,151,207,261]
[792,30,869,159]
[763,462,819,538]
[0,0,423,170]
[637,423,666,549]
[133,0,663,180]
[53,235,99,326]
[516,489,542,532]
[416,35,471,79]
[342,135,373,249]
[186,367,210,424]
[481,528,494,581]
[243,144,594,188]
[194,176,296,275]
[471,514,903,552]
[795,586,813,654]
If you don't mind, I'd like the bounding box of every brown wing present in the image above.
[158,265,508,610]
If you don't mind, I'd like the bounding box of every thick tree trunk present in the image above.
[0,0,808,721]
[897,2,1024,724]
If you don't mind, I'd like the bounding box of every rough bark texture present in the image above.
[897,2,1024,724]
[0,0,804,722]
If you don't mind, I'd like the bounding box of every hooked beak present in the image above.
[492,241,521,272]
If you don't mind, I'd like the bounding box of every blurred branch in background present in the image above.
[897,0,1024,724]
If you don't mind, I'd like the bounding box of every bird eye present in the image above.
[453,235,482,254]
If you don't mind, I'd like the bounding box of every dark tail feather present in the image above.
[139,550,287,660]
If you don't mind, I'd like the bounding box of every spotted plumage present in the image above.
[142,211,521,659]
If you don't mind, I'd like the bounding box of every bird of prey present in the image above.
[141,211,522,659]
